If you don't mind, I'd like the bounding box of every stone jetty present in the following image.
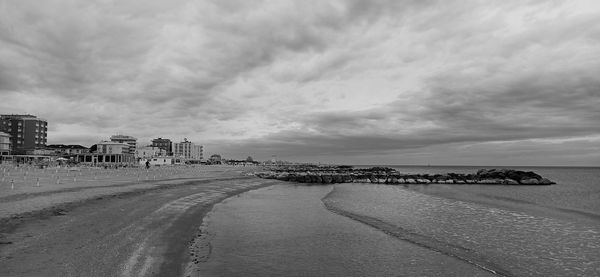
[255,165,556,185]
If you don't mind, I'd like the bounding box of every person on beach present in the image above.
[145,160,150,169]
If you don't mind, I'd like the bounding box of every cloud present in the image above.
[0,0,599,165]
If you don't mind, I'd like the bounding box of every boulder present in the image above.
[276,174,289,181]
[539,178,555,185]
[503,179,519,185]
[520,178,539,185]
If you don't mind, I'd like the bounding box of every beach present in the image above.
[0,164,277,277]
[198,166,600,277]
[1,165,599,276]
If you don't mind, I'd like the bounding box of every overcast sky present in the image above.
[1,0,599,165]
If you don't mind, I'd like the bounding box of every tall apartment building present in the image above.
[0,114,48,154]
[151,137,172,155]
[0,131,11,155]
[172,139,203,161]
[110,134,137,155]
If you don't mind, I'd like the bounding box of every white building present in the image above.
[172,139,203,161]
[96,141,130,154]
[91,141,136,164]
[135,146,166,159]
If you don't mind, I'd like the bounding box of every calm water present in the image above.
[199,167,600,276]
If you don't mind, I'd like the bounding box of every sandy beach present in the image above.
[0,164,278,277]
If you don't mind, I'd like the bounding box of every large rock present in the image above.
[520,178,539,185]
[503,179,519,185]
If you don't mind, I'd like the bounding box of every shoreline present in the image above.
[0,166,279,277]
[156,180,278,276]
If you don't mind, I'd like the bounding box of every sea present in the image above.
[196,166,600,277]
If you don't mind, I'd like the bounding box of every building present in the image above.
[135,146,166,159]
[0,114,48,154]
[139,156,183,166]
[110,134,137,155]
[172,138,203,161]
[151,137,172,155]
[0,131,10,155]
[69,140,135,165]
[69,141,136,164]
[46,144,89,155]
[208,154,222,164]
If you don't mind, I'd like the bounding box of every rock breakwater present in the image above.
[255,166,555,185]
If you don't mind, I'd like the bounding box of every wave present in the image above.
[321,184,600,277]
[322,189,514,277]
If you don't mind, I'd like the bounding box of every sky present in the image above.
[1,0,599,165]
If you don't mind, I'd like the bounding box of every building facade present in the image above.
[46,144,89,155]
[135,146,166,159]
[172,139,203,161]
[110,134,137,155]
[151,137,172,155]
[0,131,10,155]
[70,141,136,164]
[97,141,130,155]
[0,114,48,154]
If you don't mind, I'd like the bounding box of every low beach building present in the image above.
[46,144,90,155]
[139,156,184,166]
[135,146,166,159]
[71,141,136,165]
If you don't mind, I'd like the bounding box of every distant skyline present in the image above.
[1,0,599,165]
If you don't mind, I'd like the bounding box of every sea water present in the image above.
[198,167,599,276]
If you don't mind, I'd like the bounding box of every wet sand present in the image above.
[0,165,278,277]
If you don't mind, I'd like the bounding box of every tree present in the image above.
[246,156,254,162]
